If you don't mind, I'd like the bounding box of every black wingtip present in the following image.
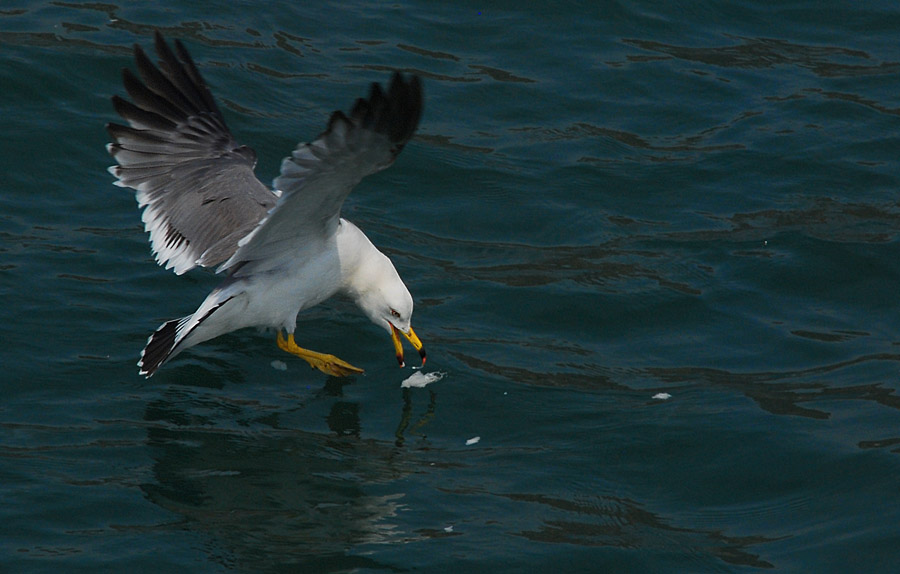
[138,317,180,377]
[348,72,423,149]
[152,29,170,63]
[387,72,423,145]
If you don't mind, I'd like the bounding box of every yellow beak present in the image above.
[391,324,426,368]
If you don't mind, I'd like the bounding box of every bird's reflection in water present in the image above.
[321,377,362,437]
[140,378,440,571]
[395,387,437,447]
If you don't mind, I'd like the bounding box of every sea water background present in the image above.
[2,1,900,572]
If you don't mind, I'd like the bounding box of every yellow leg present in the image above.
[276,332,364,377]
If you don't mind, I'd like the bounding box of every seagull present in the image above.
[107,31,426,377]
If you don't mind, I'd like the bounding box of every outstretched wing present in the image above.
[107,31,277,275]
[222,71,423,276]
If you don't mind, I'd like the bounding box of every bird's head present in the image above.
[351,252,426,368]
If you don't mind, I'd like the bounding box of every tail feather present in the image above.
[137,293,236,377]
[139,315,191,377]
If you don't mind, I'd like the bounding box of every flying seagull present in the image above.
[107,31,426,377]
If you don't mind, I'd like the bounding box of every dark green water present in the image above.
[3,1,900,572]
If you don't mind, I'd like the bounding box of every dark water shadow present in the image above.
[621,36,900,79]
[499,491,780,569]
[648,353,900,419]
[451,350,900,421]
[139,381,440,572]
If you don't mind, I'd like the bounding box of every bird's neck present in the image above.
[336,219,386,294]
[335,219,405,331]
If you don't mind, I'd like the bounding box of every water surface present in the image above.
[2,1,900,572]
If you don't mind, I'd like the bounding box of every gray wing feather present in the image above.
[107,31,277,275]
[223,72,423,275]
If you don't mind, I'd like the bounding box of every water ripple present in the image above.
[622,36,900,78]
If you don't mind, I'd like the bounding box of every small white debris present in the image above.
[401,371,445,388]
[465,436,480,446]
[270,360,288,371]
[652,392,672,400]
[444,525,454,533]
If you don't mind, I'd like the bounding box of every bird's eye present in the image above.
[390,308,401,318]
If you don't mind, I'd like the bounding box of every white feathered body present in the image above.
[158,218,402,366]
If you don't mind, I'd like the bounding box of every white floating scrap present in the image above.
[465,436,480,446]
[652,392,672,400]
[401,371,445,388]
[270,360,288,371]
